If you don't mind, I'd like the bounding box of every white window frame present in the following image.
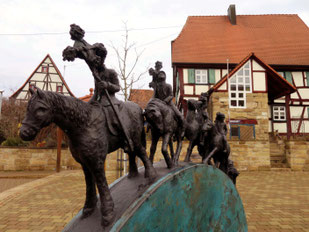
[195,69,208,84]
[229,61,251,108]
[273,106,286,121]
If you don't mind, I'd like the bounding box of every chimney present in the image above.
[227,4,236,25]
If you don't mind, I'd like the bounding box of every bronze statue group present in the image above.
[19,24,238,227]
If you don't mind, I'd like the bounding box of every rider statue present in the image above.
[197,88,214,146]
[148,62,185,137]
[63,24,133,152]
[214,112,228,153]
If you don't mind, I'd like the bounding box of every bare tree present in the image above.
[111,22,148,101]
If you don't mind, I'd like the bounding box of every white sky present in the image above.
[1,0,309,98]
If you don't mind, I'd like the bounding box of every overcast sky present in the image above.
[1,0,309,98]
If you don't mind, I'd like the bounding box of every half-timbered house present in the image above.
[171,5,309,170]
[10,54,74,101]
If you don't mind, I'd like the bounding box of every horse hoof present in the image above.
[81,207,96,219]
[101,211,115,227]
[128,172,139,178]
[145,168,157,182]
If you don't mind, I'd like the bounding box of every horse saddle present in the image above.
[102,102,124,136]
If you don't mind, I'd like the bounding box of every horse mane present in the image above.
[36,91,92,126]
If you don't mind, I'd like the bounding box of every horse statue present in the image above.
[144,98,182,168]
[184,89,214,162]
[202,112,230,174]
[184,99,208,162]
[19,88,157,227]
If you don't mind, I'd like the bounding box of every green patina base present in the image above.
[63,162,247,232]
[112,164,247,232]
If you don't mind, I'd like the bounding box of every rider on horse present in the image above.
[63,24,133,152]
[149,62,185,137]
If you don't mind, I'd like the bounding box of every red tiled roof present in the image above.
[79,88,94,102]
[128,89,153,109]
[172,14,309,66]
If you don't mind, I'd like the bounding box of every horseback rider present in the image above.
[149,67,185,137]
[148,61,162,90]
[63,24,133,152]
[214,112,228,153]
[198,89,214,146]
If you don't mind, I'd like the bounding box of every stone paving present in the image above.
[0,170,308,231]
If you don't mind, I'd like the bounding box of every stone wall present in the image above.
[211,92,269,140]
[285,140,309,171]
[3,135,308,172]
[209,91,271,170]
[0,147,80,171]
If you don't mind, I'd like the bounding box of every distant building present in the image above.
[171,5,309,170]
[128,89,153,109]
[10,54,74,101]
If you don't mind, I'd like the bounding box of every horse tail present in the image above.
[141,117,147,149]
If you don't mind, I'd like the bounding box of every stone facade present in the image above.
[285,140,309,171]
[210,91,271,170]
[0,147,79,171]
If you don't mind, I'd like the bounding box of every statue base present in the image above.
[63,161,247,232]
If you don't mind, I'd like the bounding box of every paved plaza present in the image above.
[0,169,308,231]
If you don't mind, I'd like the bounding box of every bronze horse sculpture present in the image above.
[144,98,182,168]
[202,113,230,174]
[183,99,210,162]
[20,88,156,227]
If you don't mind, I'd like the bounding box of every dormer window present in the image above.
[229,61,251,108]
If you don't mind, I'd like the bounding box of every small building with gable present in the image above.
[10,54,74,101]
[171,5,309,170]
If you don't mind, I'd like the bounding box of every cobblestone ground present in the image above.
[0,170,308,231]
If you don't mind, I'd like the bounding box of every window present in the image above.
[42,66,48,73]
[229,61,251,108]
[56,86,63,93]
[273,106,286,121]
[230,124,256,140]
[187,69,216,84]
[195,70,208,84]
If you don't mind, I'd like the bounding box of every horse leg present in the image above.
[92,155,115,227]
[184,141,194,162]
[169,139,175,160]
[173,135,182,166]
[127,153,138,178]
[81,164,97,219]
[136,145,157,181]
[150,133,159,163]
[203,147,218,165]
[162,134,173,169]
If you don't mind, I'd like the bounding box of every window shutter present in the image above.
[306,72,309,87]
[284,71,293,84]
[188,69,195,83]
[208,69,216,84]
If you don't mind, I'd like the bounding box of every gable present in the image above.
[10,54,74,100]
[213,53,296,100]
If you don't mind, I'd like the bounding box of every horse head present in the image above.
[20,88,53,141]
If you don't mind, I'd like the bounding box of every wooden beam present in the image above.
[285,95,292,140]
